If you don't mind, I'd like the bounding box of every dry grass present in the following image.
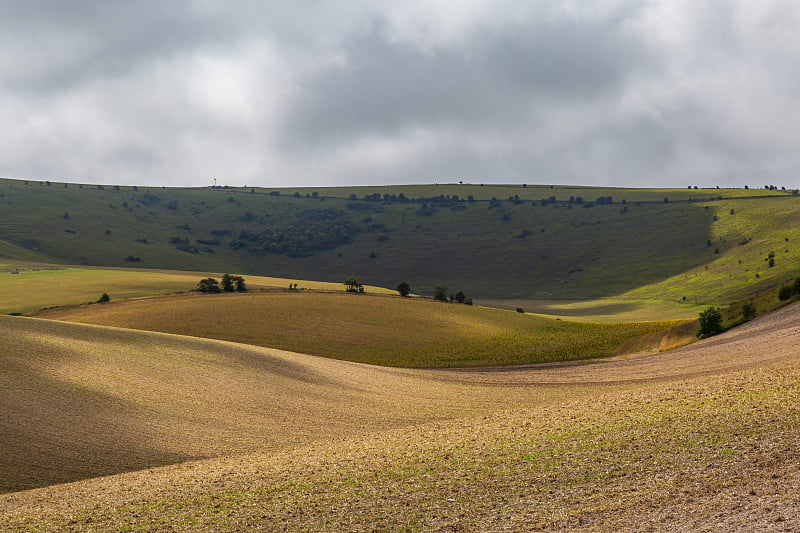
[2,302,800,531]
[0,265,391,314]
[36,291,683,367]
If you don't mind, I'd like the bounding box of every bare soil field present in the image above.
[2,303,800,530]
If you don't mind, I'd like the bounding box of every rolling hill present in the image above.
[1,301,799,530]
[2,176,800,530]
[35,291,687,367]
[2,178,798,307]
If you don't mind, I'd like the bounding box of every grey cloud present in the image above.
[1,1,800,188]
[279,12,654,150]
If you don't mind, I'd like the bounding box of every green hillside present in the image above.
[0,178,796,304]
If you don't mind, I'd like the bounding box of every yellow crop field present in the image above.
[38,291,685,367]
[2,302,799,530]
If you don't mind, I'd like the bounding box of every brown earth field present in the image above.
[2,303,800,531]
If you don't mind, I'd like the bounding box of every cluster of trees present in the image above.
[197,274,247,293]
[698,300,759,338]
[357,192,410,202]
[231,208,358,257]
[433,285,472,305]
[344,277,365,293]
[170,236,197,253]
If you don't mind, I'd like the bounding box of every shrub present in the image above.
[778,285,793,301]
[697,307,723,337]
[97,293,110,303]
[198,278,221,293]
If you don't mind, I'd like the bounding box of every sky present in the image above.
[1,1,799,189]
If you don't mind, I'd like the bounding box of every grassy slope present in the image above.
[2,303,799,531]
[622,196,800,303]
[0,265,390,315]
[1,178,796,304]
[36,291,683,367]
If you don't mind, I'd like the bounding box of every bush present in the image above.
[697,307,723,337]
[198,278,221,293]
[741,302,756,321]
[97,293,110,303]
[778,285,793,301]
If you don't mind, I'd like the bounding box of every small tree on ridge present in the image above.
[396,281,411,297]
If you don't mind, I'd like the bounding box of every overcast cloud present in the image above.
[1,1,799,188]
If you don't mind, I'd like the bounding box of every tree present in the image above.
[433,284,448,302]
[234,276,247,292]
[97,293,110,303]
[221,273,235,292]
[454,291,466,304]
[697,307,723,337]
[778,285,793,301]
[344,278,364,293]
[198,278,221,293]
[396,281,411,297]
[741,302,756,321]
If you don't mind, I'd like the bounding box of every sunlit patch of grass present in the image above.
[621,196,800,304]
